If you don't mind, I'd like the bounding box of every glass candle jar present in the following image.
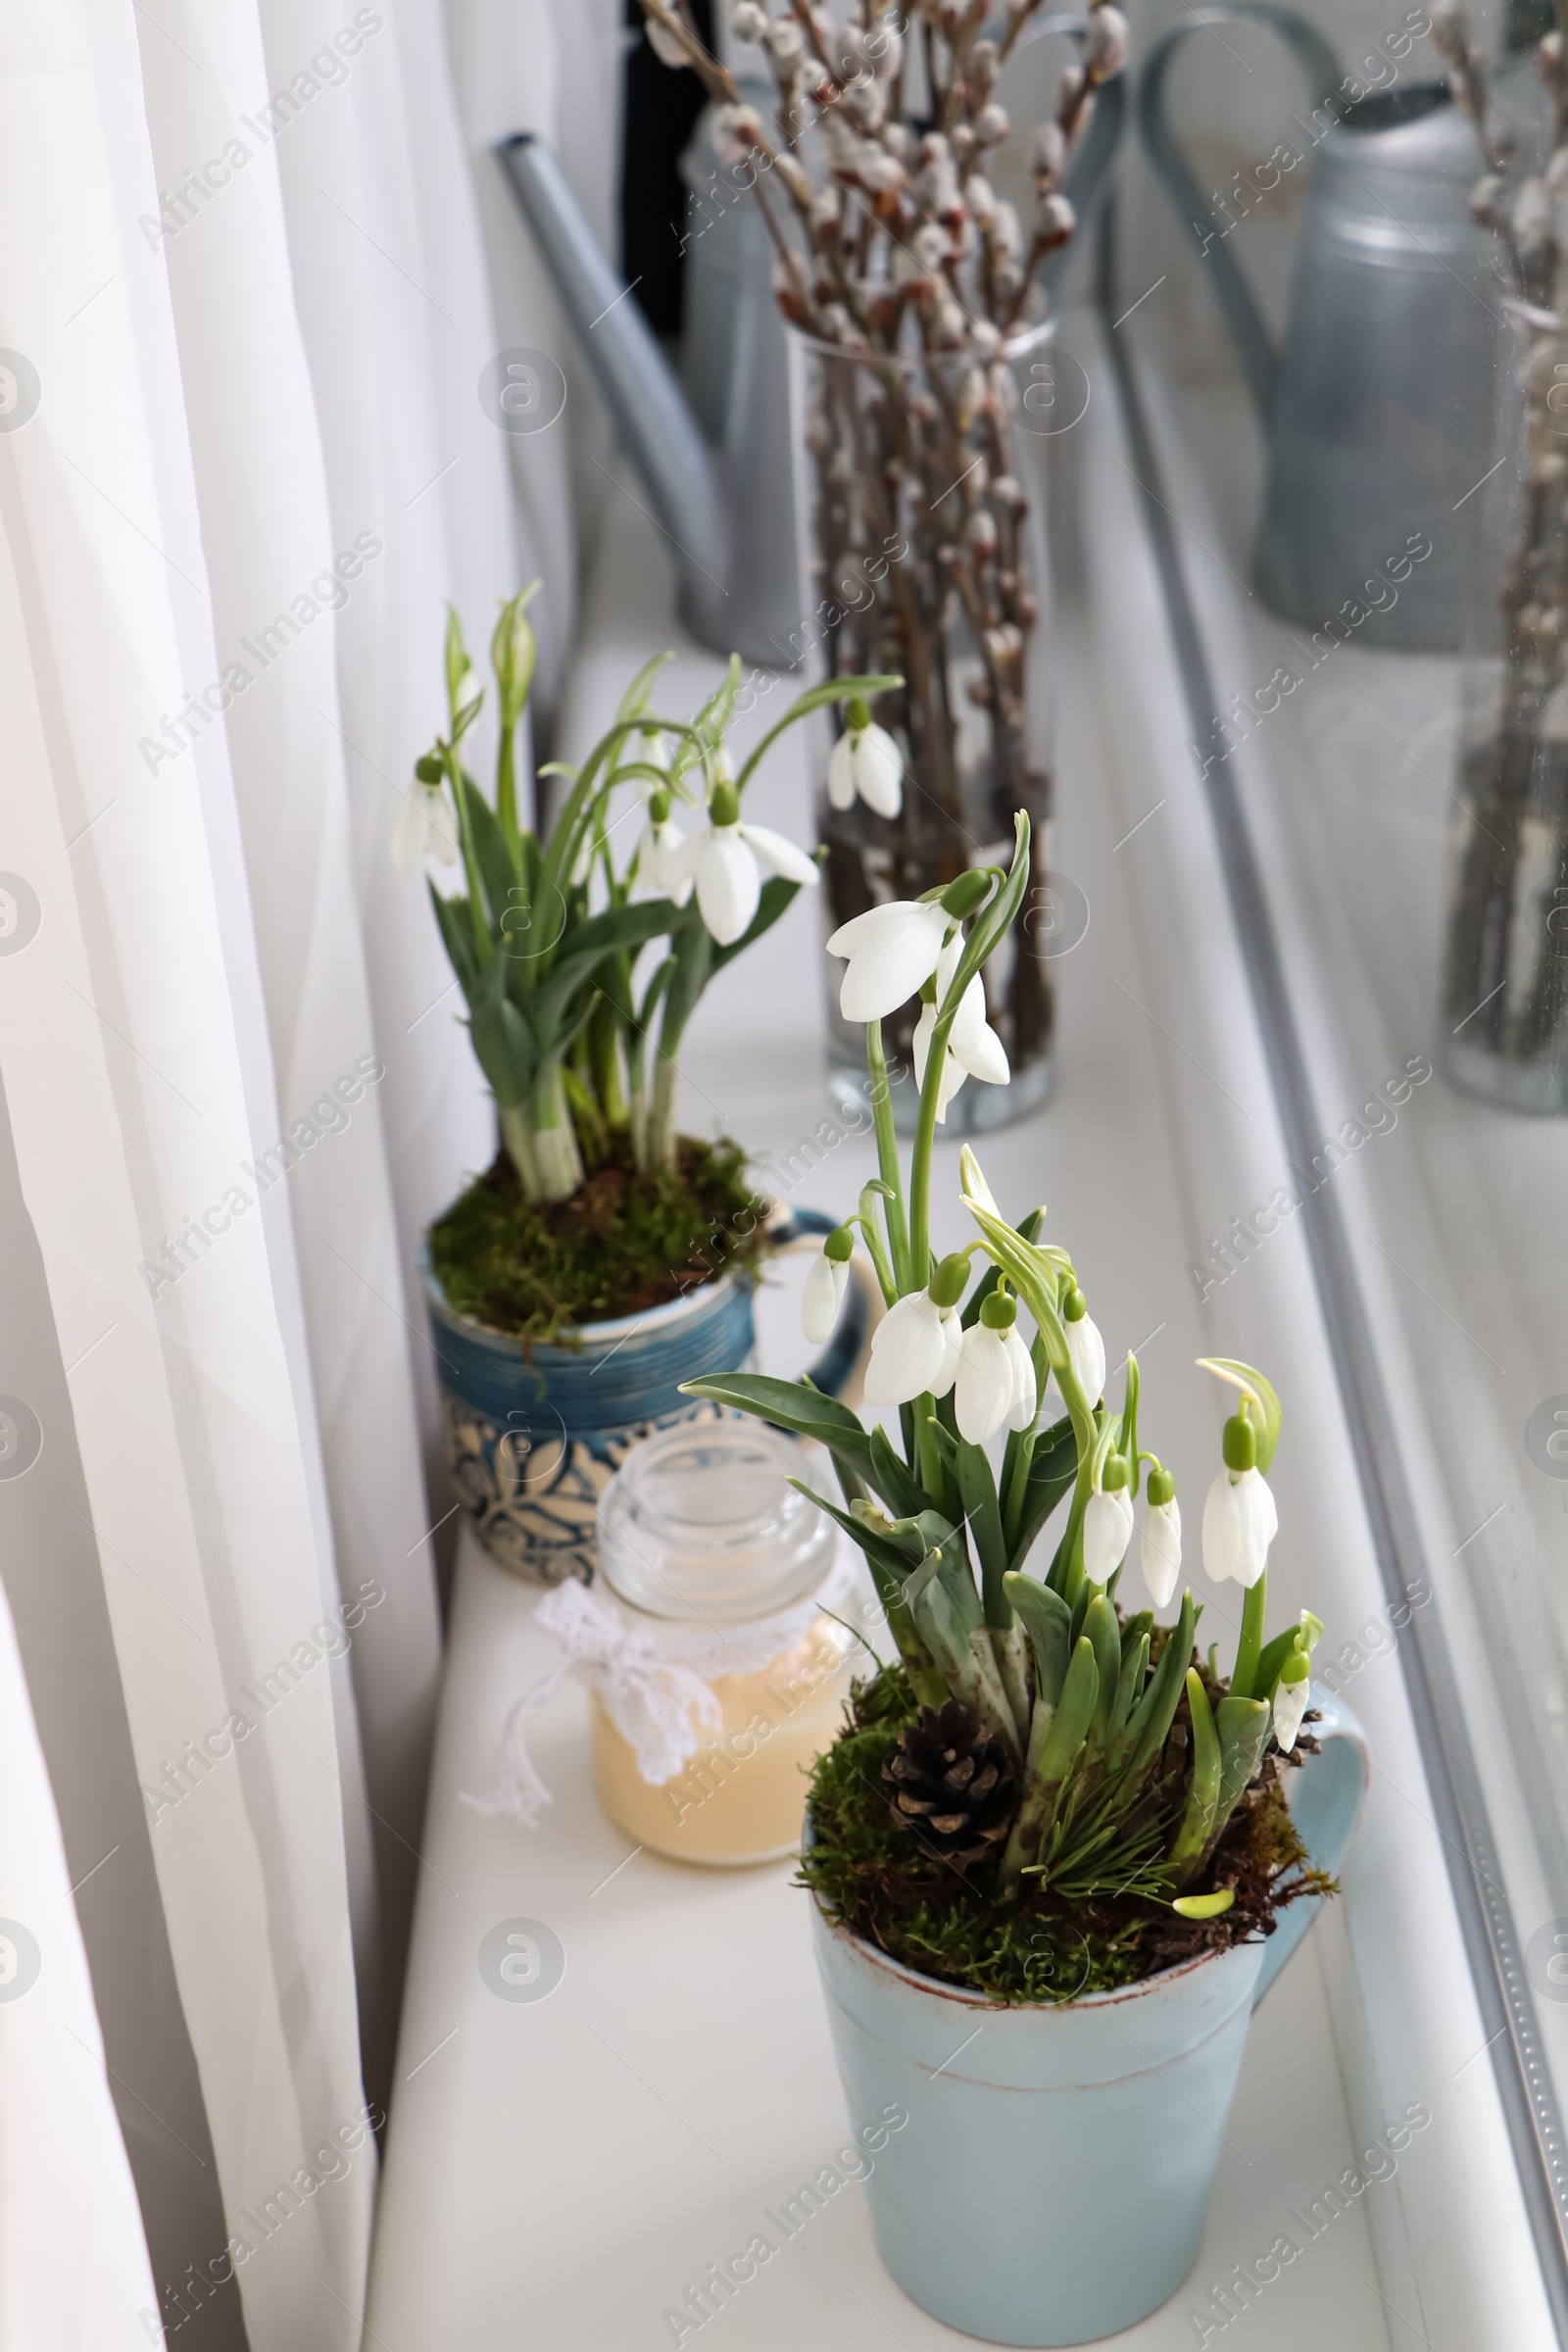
[591,1421,857,1866]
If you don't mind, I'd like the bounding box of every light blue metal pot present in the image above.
[423,1207,873,1582]
[810,1690,1367,2345]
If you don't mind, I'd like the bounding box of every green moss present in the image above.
[428,1132,767,1346]
[800,1664,1335,2005]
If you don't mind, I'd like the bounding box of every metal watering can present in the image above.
[497,32,1124,669]
[1139,7,1522,651]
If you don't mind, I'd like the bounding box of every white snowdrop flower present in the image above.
[863,1258,968,1405]
[1084,1475,1133,1583]
[1200,1414,1277,1587]
[1062,1291,1105,1403]
[827,898,949,1021]
[662,778,816,947]
[802,1229,854,1345]
[955,1291,1022,1445]
[633,794,694,906]
[1140,1471,1182,1609]
[912,936,1008,1120]
[1004,1328,1037,1432]
[392,770,459,872]
[827,710,904,816]
[1272,1658,1310,1752]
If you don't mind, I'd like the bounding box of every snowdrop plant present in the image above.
[401,588,895,1200]
[686,811,1324,1912]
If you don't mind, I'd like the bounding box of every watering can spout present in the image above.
[496,134,735,655]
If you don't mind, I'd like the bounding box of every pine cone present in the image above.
[883,1699,1017,1866]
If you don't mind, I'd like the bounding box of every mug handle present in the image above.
[768,1206,883,1411]
[1251,1686,1369,2007]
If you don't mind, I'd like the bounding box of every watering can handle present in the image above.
[1251,1686,1369,2006]
[1137,4,1343,424]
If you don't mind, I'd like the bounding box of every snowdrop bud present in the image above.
[1062,1289,1105,1403]
[1141,1467,1182,1609]
[928,1253,970,1311]
[1272,1650,1310,1751]
[802,1227,854,1344]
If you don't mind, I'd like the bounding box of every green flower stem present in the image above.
[1230,1571,1268,1700]
[530,1061,584,1200]
[498,1103,543,1198]
[912,1394,945,1500]
[864,1021,909,1289]
[445,752,493,970]
[906,988,961,1290]
[852,1211,897,1305]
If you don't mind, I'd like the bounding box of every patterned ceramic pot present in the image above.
[423,1208,872,1582]
[809,1690,1368,2346]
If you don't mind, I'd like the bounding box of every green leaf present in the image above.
[1003,1572,1073,1707]
[1113,1591,1199,1783]
[462,774,521,929]
[1172,1887,1235,1921]
[468,996,533,1107]
[531,899,688,1041]
[1111,1631,1150,1740]
[1007,1414,1078,1567]
[1082,1593,1122,1747]
[1198,1357,1283,1473]
[868,1424,927,1520]
[1212,1694,1271,1838]
[1168,1670,1221,1886]
[678,1374,876,1486]
[951,1438,1009,1626]
[428,880,480,1001]
[614,650,671,724]
[1036,1635,1099,1785]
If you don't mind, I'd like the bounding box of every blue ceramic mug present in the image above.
[810,1690,1369,2347]
[422,1207,874,1582]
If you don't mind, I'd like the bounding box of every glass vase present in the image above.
[1440,301,1568,1111]
[789,320,1060,1133]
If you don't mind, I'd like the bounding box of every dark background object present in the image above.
[620,0,715,338]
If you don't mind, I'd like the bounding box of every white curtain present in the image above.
[0,0,577,2342]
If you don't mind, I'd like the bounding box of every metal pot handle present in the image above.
[1250,1686,1369,2006]
[1137,3,1342,424]
[768,1207,883,1410]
